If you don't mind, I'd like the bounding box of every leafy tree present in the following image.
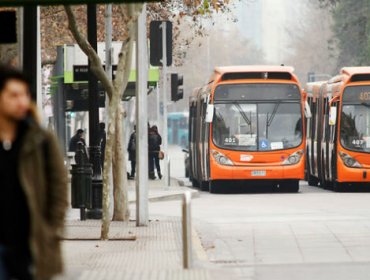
[319,0,370,67]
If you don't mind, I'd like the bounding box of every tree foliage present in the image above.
[320,0,370,67]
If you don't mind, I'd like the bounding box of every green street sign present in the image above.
[0,0,151,6]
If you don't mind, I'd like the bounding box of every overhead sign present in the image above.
[64,84,105,112]
[73,65,117,82]
[0,11,16,43]
[0,0,152,6]
[150,21,172,67]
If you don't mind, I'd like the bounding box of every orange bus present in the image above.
[305,67,370,191]
[188,66,308,193]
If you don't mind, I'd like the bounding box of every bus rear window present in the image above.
[214,83,301,102]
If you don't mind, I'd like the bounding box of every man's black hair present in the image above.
[77,129,84,134]
[99,122,105,130]
[0,65,30,94]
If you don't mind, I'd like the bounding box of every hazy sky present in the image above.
[233,0,306,63]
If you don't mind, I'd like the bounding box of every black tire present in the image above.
[308,175,319,186]
[191,179,199,188]
[201,181,209,192]
[320,151,328,189]
[279,180,299,193]
[333,181,345,192]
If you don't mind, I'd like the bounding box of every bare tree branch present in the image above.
[64,5,114,100]
[114,4,143,96]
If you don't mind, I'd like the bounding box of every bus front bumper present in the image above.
[337,164,370,183]
[210,159,305,181]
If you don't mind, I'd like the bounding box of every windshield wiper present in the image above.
[234,103,251,125]
[265,102,281,139]
[234,103,254,136]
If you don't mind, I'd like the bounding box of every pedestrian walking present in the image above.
[69,128,86,152]
[99,122,106,168]
[0,66,68,280]
[148,127,157,179]
[127,126,136,179]
[151,125,162,179]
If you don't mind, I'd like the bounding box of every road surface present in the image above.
[149,181,370,280]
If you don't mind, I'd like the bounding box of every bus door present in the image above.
[328,97,339,181]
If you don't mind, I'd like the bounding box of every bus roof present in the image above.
[214,65,295,75]
[209,65,298,84]
[327,67,370,85]
[341,66,370,76]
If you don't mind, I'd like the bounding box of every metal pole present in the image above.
[17,7,23,68]
[22,6,37,101]
[105,4,113,100]
[87,4,103,219]
[36,7,42,121]
[182,192,192,269]
[136,4,149,227]
[161,22,169,187]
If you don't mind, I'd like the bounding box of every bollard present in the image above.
[70,142,92,220]
[182,191,192,269]
[167,156,171,186]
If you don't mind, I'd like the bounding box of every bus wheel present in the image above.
[280,180,299,193]
[191,179,199,188]
[201,181,209,192]
[185,169,190,178]
[333,181,345,192]
[308,175,319,187]
[209,181,221,194]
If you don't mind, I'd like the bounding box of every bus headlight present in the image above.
[211,150,234,166]
[283,150,304,165]
[339,152,362,168]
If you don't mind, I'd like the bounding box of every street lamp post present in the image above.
[87,4,103,219]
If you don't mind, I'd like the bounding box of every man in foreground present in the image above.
[0,66,68,280]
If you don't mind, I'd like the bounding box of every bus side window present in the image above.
[324,97,330,143]
[330,102,338,143]
[306,97,312,139]
[311,98,316,141]
[314,98,319,142]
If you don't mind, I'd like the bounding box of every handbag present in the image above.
[158,150,165,160]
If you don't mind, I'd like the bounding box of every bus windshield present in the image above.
[340,86,370,152]
[212,102,302,151]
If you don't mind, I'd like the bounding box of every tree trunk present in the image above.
[112,103,130,221]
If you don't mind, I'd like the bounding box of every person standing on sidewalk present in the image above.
[151,125,162,179]
[127,125,136,179]
[148,126,157,180]
[68,128,86,152]
[0,66,68,280]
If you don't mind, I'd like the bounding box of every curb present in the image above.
[129,189,199,204]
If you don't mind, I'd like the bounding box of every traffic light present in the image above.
[171,74,184,102]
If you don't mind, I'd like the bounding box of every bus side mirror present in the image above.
[205,104,214,123]
[329,106,337,126]
[304,101,312,119]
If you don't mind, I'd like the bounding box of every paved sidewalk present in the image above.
[60,180,210,280]
[59,218,212,280]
